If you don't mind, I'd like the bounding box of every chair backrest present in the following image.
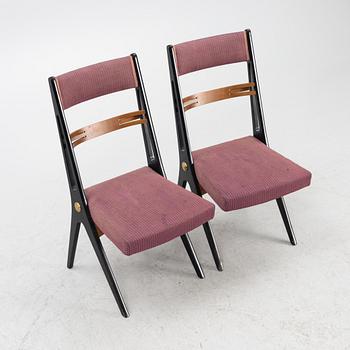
[49,54,164,207]
[167,29,268,163]
[170,31,257,113]
[174,31,249,76]
[56,56,138,110]
[52,55,161,153]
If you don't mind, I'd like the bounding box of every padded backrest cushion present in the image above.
[174,31,249,76]
[56,56,137,110]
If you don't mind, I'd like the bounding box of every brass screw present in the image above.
[74,202,81,213]
[181,161,188,172]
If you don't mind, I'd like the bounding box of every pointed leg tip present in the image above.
[196,268,205,279]
[289,234,297,246]
[217,262,224,271]
[121,309,130,318]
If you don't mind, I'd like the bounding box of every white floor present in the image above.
[1,0,350,349]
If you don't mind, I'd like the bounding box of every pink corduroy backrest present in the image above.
[174,32,249,76]
[56,56,138,110]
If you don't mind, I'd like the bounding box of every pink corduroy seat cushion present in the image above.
[192,136,312,211]
[85,167,215,256]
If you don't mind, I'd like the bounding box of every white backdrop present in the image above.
[1,1,350,349]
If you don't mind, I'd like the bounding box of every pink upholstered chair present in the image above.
[167,30,312,267]
[49,54,215,317]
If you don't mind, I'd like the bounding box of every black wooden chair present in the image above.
[49,54,216,317]
[167,30,312,269]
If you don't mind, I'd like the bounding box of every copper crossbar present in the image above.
[70,110,146,147]
[182,83,256,112]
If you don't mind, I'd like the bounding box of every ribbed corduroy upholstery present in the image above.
[85,167,215,255]
[56,56,137,110]
[174,32,249,76]
[192,136,312,211]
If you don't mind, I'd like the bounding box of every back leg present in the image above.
[67,216,81,269]
[276,197,297,245]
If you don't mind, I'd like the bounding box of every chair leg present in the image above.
[181,234,205,279]
[67,216,81,269]
[202,222,224,271]
[276,197,297,246]
[185,179,224,271]
[83,221,129,318]
[184,176,224,272]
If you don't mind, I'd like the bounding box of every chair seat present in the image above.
[85,167,215,255]
[192,136,311,211]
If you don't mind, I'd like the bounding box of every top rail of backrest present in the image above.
[56,56,138,110]
[173,31,249,76]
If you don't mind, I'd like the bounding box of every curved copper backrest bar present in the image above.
[183,82,256,112]
[70,110,146,147]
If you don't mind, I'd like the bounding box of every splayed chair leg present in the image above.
[276,197,297,245]
[181,234,205,279]
[67,216,81,269]
[84,221,130,318]
[202,222,223,271]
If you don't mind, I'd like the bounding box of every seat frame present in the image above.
[49,54,206,318]
[167,29,297,269]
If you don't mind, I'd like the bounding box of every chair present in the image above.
[167,30,312,268]
[49,54,215,317]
